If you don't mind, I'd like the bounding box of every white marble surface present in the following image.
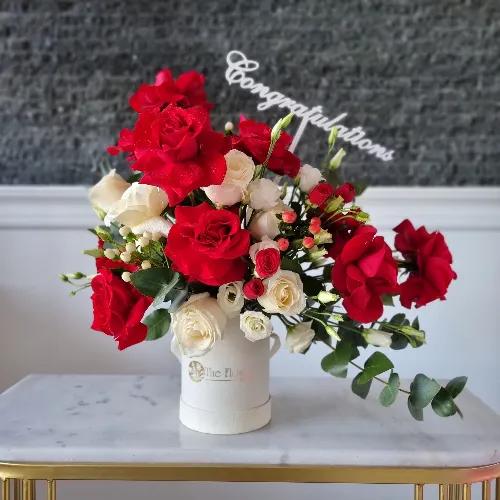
[0,374,498,467]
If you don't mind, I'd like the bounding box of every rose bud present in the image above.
[277,238,290,251]
[243,278,265,299]
[309,223,321,234]
[302,236,315,249]
[310,217,321,227]
[282,210,297,224]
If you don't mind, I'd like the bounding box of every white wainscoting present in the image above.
[1,185,499,500]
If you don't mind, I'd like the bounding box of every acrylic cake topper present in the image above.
[225,50,394,161]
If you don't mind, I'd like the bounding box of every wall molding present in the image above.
[1,185,499,230]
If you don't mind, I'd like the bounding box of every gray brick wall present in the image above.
[0,0,499,185]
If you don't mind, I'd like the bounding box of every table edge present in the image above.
[1,461,499,484]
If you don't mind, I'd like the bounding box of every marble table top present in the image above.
[0,374,498,467]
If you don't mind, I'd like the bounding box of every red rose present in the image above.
[394,219,457,308]
[334,182,356,203]
[129,68,212,113]
[243,278,265,299]
[326,209,363,258]
[165,203,251,286]
[110,105,228,206]
[255,248,281,278]
[331,225,398,323]
[90,268,152,350]
[233,117,300,177]
[308,182,335,208]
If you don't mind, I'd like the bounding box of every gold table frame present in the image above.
[1,461,499,500]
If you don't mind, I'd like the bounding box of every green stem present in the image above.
[320,339,411,395]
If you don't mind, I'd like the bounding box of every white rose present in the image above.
[172,293,227,358]
[296,164,324,193]
[217,281,245,318]
[286,321,315,353]
[247,178,282,210]
[240,311,273,342]
[258,270,306,315]
[249,202,290,241]
[363,329,393,348]
[249,236,280,262]
[203,149,255,206]
[104,183,171,236]
[88,169,130,212]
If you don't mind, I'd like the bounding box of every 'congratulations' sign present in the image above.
[225,50,394,162]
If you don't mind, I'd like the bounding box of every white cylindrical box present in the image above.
[171,318,280,434]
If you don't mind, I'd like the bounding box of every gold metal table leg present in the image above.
[2,479,11,500]
[462,483,471,500]
[439,484,447,500]
[483,480,491,500]
[12,480,20,500]
[21,480,34,500]
[47,480,56,500]
[414,483,424,500]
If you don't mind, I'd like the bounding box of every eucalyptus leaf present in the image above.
[130,268,175,297]
[352,372,372,399]
[152,272,180,307]
[143,309,171,341]
[379,372,400,407]
[431,388,460,418]
[445,376,468,399]
[320,341,353,378]
[357,352,394,385]
[408,398,424,421]
[409,374,441,409]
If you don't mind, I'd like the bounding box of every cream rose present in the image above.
[240,311,273,342]
[217,281,245,318]
[258,270,306,315]
[88,169,130,212]
[286,321,315,353]
[249,202,290,241]
[296,164,324,193]
[247,178,281,210]
[172,293,227,357]
[104,183,171,236]
[203,149,255,206]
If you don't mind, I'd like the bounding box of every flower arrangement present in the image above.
[63,67,466,421]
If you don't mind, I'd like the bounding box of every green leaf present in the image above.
[445,376,467,399]
[83,248,104,258]
[352,372,372,399]
[389,334,409,350]
[357,352,394,384]
[390,313,406,326]
[431,388,460,418]
[409,374,441,409]
[127,171,142,183]
[408,398,424,421]
[320,341,353,378]
[301,276,324,296]
[379,372,400,407]
[130,268,175,297]
[353,181,368,196]
[143,309,171,341]
[411,316,420,330]
[152,272,180,307]
[280,257,302,274]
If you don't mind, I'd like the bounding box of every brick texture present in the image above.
[0,0,499,185]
